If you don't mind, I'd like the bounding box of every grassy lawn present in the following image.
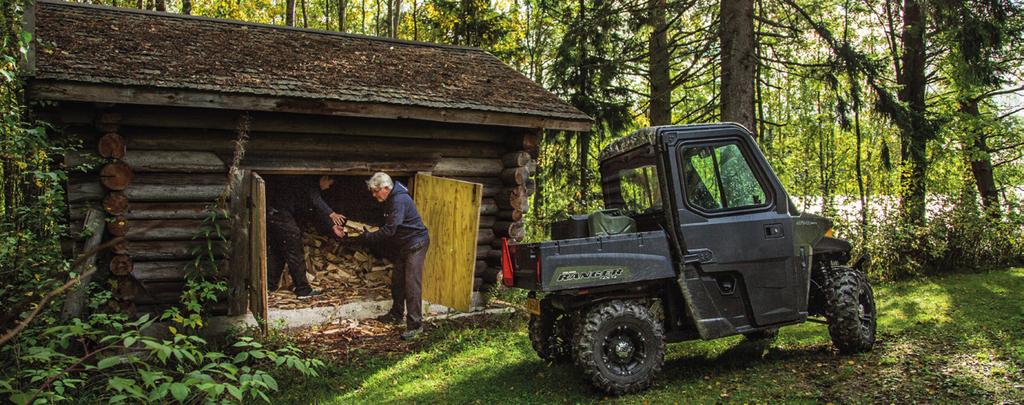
[271,268,1024,403]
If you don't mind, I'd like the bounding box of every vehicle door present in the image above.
[669,132,802,327]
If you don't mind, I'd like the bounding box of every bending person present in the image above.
[337,172,429,340]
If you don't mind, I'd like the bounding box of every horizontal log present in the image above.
[240,155,436,175]
[432,158,504,177]
[113,277,137,300]
[477,228,495,245]
[123,128,506,158]
[126,240,229,261]
[480,198,498,216]
[71,202,216,221]
[500,167,529,185]
[132,260,226,281]
[497,210,524,222]
[475,260,488,273]
[475,245,492,260]
[134,282,184,305]
[450,176,501,197]
[494,221,525,241]
[103,192,129,216]
[68,174,226,203]
[526,161,538,175]
[107,216,130,236]
[477,267,499,284]
[501,151,531,168]
[122,150,226,173]
[484,249,502,266]
[525,178,537,196]
[126,219,231,241]
[478,215,496,228]
[473,277,483,291]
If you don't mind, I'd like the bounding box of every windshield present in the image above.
[599,146,663,213]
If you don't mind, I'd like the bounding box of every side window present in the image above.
[681,142,767,212]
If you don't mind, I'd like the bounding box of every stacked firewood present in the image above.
[270,220,393,309]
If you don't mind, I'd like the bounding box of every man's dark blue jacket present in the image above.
[355,181,429,251]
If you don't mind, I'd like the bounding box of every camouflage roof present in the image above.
[599,127,658,162]
[29,0,591,127]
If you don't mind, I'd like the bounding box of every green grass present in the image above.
[271,268,1024,404]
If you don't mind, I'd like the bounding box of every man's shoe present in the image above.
[400,327,423,341]
[296,289,321,299]
[374,312,402,324]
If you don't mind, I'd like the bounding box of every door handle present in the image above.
[764,223,784,239]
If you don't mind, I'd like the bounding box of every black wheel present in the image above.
[743,327,779,341]
[572,300,665,395]
[824,266,876,354]
[528,299,574,362]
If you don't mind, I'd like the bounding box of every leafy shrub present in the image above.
[0,309,323,404]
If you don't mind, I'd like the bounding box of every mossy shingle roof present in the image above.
[30,0,591,127]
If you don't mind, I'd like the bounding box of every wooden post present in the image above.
[61,207,105,320]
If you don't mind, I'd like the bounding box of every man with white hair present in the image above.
[335,172,430,340]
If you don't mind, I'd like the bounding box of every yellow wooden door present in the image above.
[413,174,482,312]
[248,172,269,334]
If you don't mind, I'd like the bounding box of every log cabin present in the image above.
[24,0,591,325]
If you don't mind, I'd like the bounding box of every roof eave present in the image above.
[27,79,594,132]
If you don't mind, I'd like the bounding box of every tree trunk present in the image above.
[961,99,999,214]
[720,0,756,135]
[897,0,928,225]
[155,0,165,11]
[181,0,191,15]
[339,0,347,32]
[301,0,309,28]
[287,0,296,26]
[648,0,671,126]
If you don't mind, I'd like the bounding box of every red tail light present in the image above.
[501,238,514,287]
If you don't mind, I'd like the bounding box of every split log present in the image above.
[496,186,528,212]
[493,221,525,241]
[103,192,129,216]
[122,150,226,173]
[100,161,134,190]
[61,207,105,320]
[110,254,134,276]
[497,210,523,222]
[125,219,230,241]
[479,198,498,216]
[126,240,229,261]
[107,216,130,237]
[500,167,529,185]
[478,215,496,228]
[477,228,495,245]
[501,151,531,167]
[113,277,138,300]
[432,158,504,177]
[95,112,121,133]
[98,132,126,159]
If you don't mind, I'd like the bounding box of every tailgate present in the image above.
[503,231,675,292]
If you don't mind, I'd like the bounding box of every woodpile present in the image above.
[269,221,393,309]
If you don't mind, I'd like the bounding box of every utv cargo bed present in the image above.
[505,230,676,292]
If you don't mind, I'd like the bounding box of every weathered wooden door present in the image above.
[413,174,482,312]
[248,172,269,333]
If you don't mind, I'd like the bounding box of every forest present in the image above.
[1,0,1023,402]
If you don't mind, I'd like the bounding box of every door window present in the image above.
[680,143,768,212]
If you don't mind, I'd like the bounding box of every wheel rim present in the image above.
[601,324,647,376]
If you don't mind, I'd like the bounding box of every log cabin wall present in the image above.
[55,102,535,316]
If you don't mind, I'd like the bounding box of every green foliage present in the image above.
[0,311,323,404]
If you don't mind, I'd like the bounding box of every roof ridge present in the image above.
[38,0,486,53]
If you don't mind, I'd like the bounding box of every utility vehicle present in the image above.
[500,123,876,395]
